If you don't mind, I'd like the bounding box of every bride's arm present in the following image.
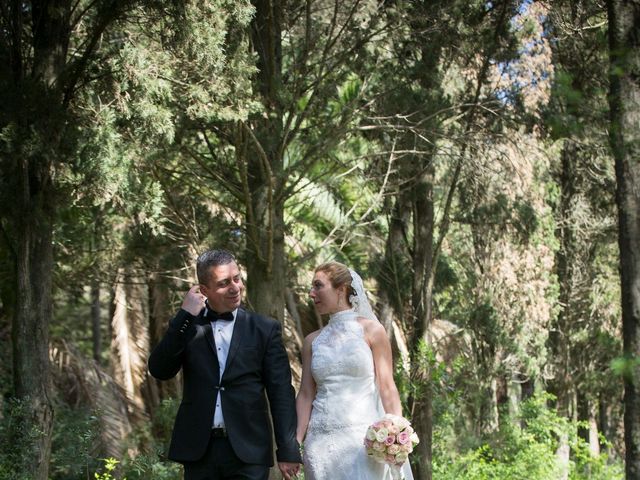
[296,331,318,443]
[364,320,403,416]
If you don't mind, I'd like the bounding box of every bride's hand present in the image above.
[278,461,300,480]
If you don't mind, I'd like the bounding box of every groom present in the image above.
[149,249,301,480]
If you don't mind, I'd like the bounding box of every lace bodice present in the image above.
[308,310,383,435]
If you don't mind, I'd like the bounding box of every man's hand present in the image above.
[278,462,300,480]
[181,285,206,316]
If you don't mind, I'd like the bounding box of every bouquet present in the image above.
[364,414,419,479]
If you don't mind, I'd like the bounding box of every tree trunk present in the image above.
[6,0,75,476]
[507,373,521,418]
[607,1,640,477]
[555,387,574,480]
[8,1,72,476]
[377,191,413,382]
[550,140,579,478]
[243,0,287,323]
[409,162,435,480]
[377,192,412,334]
[521,374,535,401]
[245,193,287,321]
[91,281,102,363]
[577,390,601,457]
[12,165,55,479]
[496,375,509,428]
[481,378,499,434]
[247,4,287,478]
[147,272,180,404]
[599,392,616,455]
[110,267,150,439]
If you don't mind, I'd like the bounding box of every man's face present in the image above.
[200,262,244,313]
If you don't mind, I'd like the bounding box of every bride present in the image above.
[296,262,414,480]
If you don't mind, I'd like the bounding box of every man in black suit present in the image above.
[149,249,301,480]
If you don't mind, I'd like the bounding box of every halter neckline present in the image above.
[328,309,357,324]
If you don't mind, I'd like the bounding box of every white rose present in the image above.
[396,417,410,429]
[372,441,386,452]
[375,428,389,443]
[395,451,409,463]
[387,444,401,455]
[373,450,387,463]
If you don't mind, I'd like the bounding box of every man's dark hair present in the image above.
[197,249,237,284]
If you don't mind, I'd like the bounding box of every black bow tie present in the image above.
[204,308,234,322]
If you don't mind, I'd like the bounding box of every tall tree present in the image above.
[0,2,125,476]
[544,0,622,468]
[0,1,195,476]
[607,0,640,477]
[363,1,522,477]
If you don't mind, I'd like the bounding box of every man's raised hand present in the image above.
[181,285,206,316]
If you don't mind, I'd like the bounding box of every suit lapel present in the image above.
[202,321,217,354]
[224,308,247,373]
[201,319,221,384]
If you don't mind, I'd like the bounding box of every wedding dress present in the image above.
[302,309,414,480]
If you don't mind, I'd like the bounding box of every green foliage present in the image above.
[0,390,183,480]
[121,452,181,480]
[611,355,640,382]
[435,442,560,479]
[0,398,37,480]
[94,458,124,480]
[0,398,104,480]
[50,405,102,479]
[118,398,181,480]
[395,340,462,420]
[47,398,180,480]
[433,394,624,480]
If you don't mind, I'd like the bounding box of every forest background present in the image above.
[1,0,639,479]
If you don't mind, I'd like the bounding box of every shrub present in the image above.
[432,394,624,480]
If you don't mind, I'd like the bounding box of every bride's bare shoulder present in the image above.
[304,329,322,343]
[356,316,386,337]
[356,316,382,328]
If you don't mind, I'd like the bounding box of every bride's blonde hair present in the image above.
[315,261,356,304]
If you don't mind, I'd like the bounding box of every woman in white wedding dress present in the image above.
[296,262,414,480]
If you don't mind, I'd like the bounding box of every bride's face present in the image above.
[310,271,346,315]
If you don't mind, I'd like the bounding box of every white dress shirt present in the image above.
[209,308,238,428]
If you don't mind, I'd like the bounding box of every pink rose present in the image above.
[397,431,410,445]
[384,435,396,446]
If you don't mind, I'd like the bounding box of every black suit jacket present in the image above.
[148,307,301,466]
